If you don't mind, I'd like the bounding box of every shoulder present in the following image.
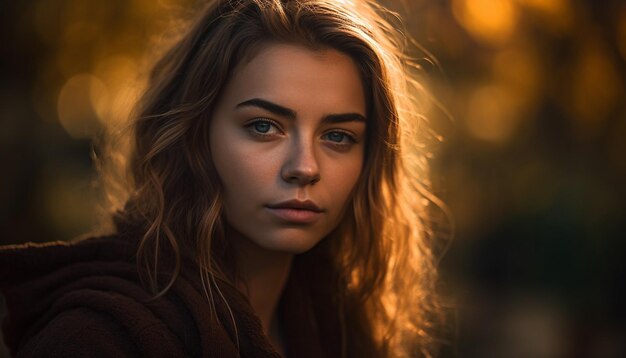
[0,235,136,286]
[0,235,196,357]
[17,299,193,357]
[17,307,138,357]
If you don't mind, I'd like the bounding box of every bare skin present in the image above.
[210,44,366,355]
[228,226,292,355]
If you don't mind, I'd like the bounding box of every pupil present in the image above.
[330,132,343,142]
[255,122,270,133]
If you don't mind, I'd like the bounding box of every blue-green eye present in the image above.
[254,122,272,133]
[245,119,281,137]
[323,131,355,144]
[326,132,346,142]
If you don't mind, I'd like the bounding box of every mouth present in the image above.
[265,199,324,224]
[266,199,324,212]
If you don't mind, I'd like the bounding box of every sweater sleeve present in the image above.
[17,307,138,358]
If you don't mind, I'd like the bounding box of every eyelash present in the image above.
[244,118,358,148]
[244,118,283,137]
[321,130,357,148]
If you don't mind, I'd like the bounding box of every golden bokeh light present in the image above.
[566,39,622,137]
[452,0,518,46]
[517,0,572,33]
[517,0,567,13]
[466,84,523,143]
[57,74,108,138]
[492,43,541,109]
[94,56,144,127]
[2,1,626,355]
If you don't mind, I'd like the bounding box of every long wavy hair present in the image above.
[98,0,445,357]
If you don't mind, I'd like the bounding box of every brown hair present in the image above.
[100,0,444,356]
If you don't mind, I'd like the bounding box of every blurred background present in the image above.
[0,0,625,357]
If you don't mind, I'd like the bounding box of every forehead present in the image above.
[220,43,366,116]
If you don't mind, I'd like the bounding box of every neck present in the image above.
[227,226,293,354]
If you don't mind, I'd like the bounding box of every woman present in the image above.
[0,0,443,357]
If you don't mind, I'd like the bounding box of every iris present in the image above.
[254,121,272,133]
[326,132,347,142]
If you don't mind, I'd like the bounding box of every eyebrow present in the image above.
[235,98,366,124]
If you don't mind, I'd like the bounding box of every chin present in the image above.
[252,228,325,254]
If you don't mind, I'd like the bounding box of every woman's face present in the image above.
[210,43,366,253]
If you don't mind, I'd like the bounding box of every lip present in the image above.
[265,199,324,224]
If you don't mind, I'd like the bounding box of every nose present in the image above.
[280,137,320,186]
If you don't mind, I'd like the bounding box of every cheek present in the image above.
[210,134,280,212]
[215,147,268,190]
[323,153,363,209]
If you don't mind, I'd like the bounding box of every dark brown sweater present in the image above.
[0,235,333,357]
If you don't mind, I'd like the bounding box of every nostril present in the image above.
[284,171,320,185]
[281,145,321,185]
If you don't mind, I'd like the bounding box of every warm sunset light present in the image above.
[466,84,522,142]
[93,56,144,127]
[2,0,625,357]
[57,74,107,139]
[517,0,572,32]
[566,41,622,134]
[452,0,518,45]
